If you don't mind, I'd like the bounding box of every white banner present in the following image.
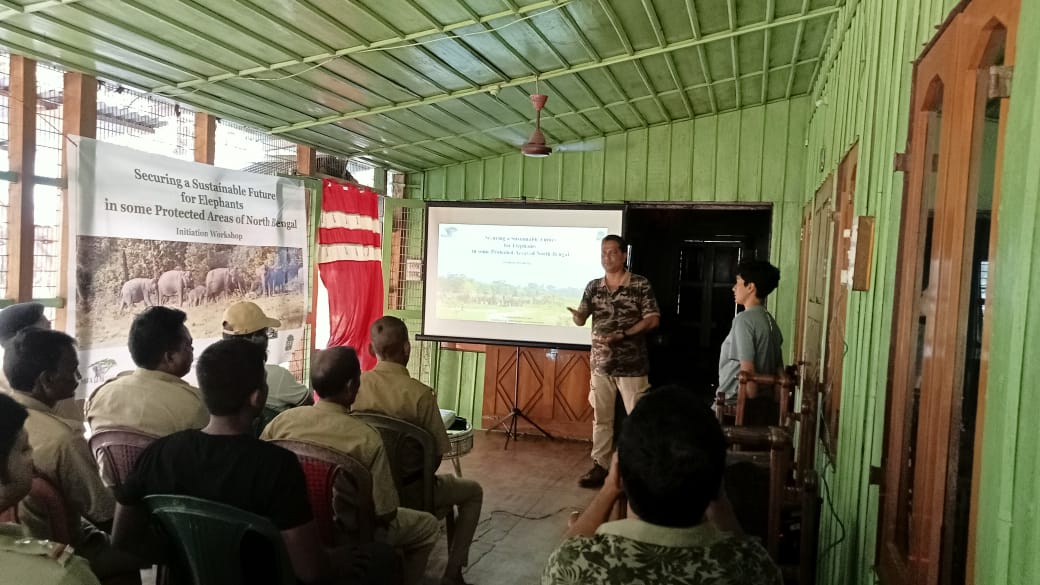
[67,137,309,398]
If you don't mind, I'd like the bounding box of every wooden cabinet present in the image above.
[481,344,593,440]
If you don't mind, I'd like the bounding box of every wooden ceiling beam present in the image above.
[785,0,812,99]
[552,7,627,132]
[642,0,693,118]
[271,5,838,134]
[684,0,718,114]
[727,0,742,108]
[0,0,83,21]
[761,0,775,104]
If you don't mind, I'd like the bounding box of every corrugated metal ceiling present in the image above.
[0,0,840,171]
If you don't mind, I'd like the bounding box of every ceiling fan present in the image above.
[521,93,552,158]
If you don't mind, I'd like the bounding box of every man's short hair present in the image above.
[0,302,45,345]
[196,339,266,416]
[310,346,361,399]
[128,306,188,369]
[370,316,409,359]
[3,329,76,393]
[617,386,727,527]
[0,393,28,483]
[737,259,781,299]
[602,234,627,252]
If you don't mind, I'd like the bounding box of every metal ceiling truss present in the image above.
[0,0,841,171]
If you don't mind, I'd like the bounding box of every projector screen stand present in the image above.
[490,346,554,449]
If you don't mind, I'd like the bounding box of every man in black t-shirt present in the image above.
[112,339,398,585]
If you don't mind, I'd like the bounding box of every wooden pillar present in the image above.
[297,144,316,176]
[57,71,97,329]
[8,56,35,302]
[194,112,216,164]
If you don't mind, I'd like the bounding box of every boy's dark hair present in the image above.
[196,339,266,416]
[310,346,361,399]
[3,329,76,393]
[736,259,781,299]
[129,306,188,369]
[617,385,727,527]
[601,234,627,252]
[0,302,46,345]
[0,393,28,483]
[222,331,270,353]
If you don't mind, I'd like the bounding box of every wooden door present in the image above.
[878,1,1018,584]
[823,146,857,452]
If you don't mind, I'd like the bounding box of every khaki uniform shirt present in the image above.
[85,368,208,436]
[260,400,399,517]
[9,393,115,546]
[0,523,100,585]
[355,361,451,458]
[577,272,660,377]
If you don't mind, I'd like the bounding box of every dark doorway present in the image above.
[626,205,772,401]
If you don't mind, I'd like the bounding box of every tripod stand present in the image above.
[490,346,554,449]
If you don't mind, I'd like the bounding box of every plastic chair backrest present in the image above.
[144,494,296,585]
[0,475,72,544]
[352,412,437,514]
[88,427,158,489]
[269,439,376,546]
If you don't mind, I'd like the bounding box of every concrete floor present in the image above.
[424,431,593,585]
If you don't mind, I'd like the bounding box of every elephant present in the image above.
[266,266,287,295]
[254,265,270,296]
[157,270,193,306]
[119,278,157,313]
[205,268,238,302]
[186,285,207,307]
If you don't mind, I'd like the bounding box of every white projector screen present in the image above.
[421,203,625,347]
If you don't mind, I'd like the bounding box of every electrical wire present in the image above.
[817,414,847,561]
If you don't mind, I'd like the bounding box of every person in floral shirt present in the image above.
[542,386,781,585]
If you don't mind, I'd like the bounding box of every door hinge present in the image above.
[989,65,1013,99]
[868,465,884,486]
[893,152,909,173]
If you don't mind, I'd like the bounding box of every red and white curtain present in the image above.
[318,179,384,371]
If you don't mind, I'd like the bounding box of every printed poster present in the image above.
[67,137,309,398]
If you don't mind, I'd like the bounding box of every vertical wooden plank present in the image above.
[58,71,96,330]
[738,105,765,201]
[523,157,542,199]
[465,161,482,200]
[446,165,464,200]
[646,125,670,200]
[484,158,501,199]
[583,143,605,202]
[297,145,317,176]
[715,110,740,201]
[8,56,35,303]
[762,101,791,204]
[603,133,627,202]
[625,128,648,201]
[561,151,582,201]
[692,115,717,200]
[669,120,693,202]
[502,154,521,199]
[194,112,217,165]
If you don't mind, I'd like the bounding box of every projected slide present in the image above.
[423,204,625,347]
[436,224,606,326]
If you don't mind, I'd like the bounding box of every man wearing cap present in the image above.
[86,306,206,437]
[222,301,311,413]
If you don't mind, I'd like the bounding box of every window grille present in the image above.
[96,81,194,160]
[214,118,296,173]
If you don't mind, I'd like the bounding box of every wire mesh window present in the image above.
[96,81,194,160]
[0,51,10,299]
[214,118,296,173]
[34,62,64,306]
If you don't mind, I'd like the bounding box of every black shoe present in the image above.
[578,463,608,488]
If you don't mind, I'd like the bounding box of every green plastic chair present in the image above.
[144,494,296,585]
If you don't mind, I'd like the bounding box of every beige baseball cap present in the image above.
[222,301,281,335]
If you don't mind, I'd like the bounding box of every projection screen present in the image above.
[421,203,625,347]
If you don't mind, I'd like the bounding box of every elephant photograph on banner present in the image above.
[75,235,305,349]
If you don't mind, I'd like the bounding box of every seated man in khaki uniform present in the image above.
[85,306,206,436]
[221,301,311,414]
[5,329,141,583]
[0,302,81,422]
[262,346,438,585]
[0,392,101,585]
[355,316,485,585]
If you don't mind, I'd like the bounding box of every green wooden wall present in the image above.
[408,97,809,427]
[975,0,1040,582]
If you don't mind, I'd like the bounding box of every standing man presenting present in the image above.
[568,235,660,488]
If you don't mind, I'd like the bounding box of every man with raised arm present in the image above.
[567,234,659,489]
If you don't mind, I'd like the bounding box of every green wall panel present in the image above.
[411,98,809,431]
